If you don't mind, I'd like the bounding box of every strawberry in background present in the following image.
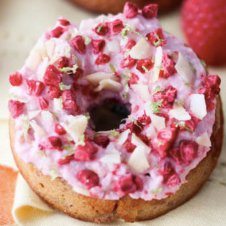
[181,0,226,66]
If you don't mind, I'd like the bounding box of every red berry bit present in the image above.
[95,53,111,65]
[152,127,178,158]
[153,86,177,108]
[46,85,61,99]
[49,26,64,38]
[161,162,181,187]
[125,122,142,134]
[76,169,99,189]
[137,114,151,127]
[123,135,136,153]
[125,39,136,50]
[142,4,158,19]
[55,123,66,135]
[62,90,78,114]
[48,136,63,150]
[39,97,49,110]
[91,39,105,54]
[74,141,98,161]
[58,18,70,26]
[71,35,86,54]
[26,80,45,96]
[8,100,25,118]
[93,135,110,148]
[94,23,109,36]
[146,28,166,47]
[44,65,62,87]
[55,57,70,69]
[118,174,143,194]
[58,155,74,165]
[129,73,139,86]
[123,2,138,19]
[181,115,200,132]
[179,140,198,165]
[109,19,124,34]
[9,72,23,86]
[159,54,176,78]
[136,59,153,73]
[121,55,137,69]
[199,75,221,110]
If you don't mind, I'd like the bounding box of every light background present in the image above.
[0,0,225,225]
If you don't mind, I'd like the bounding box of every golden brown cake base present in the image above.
[10,97,223,223]
[70,0,182,14]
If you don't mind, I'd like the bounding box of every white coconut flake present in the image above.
[129,38,154,59]
[128,146,150,173]
[116,129,130,145]
[53,98,63,112]
[131,84,150,101]
[175,52,195,84]
[95,79,122,92]
[86,72,115,85]
[62,115,88,144]
[190,94,207,119]
[196,132,211,147]
[152,46,163,82]
[25,49,43,71]
[151,114,166,131]
[30,120,46,139]
[169,105,191,121]
[131,133,150,153]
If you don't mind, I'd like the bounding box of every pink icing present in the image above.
[9,4,221,201]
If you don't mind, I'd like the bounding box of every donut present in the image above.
[9,2,223,223]
[70,0,182,14]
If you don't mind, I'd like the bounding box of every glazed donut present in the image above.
[70,0,182,14]
[9,3,223,223]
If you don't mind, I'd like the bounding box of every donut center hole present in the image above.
[89,98,131,131]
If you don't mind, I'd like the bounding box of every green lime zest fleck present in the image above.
[59,82,71,91]
[151,100,162,114]
[60,64,78,74]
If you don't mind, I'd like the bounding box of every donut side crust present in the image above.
[10,97,223,223]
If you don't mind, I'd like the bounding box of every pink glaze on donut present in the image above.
[9,3,220,201]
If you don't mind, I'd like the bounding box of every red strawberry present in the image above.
[181,0,226,66]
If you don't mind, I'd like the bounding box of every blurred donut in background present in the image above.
[70,0,182,14]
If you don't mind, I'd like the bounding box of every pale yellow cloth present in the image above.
[12,174,226,226]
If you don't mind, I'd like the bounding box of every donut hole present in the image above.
[89,98,130,131]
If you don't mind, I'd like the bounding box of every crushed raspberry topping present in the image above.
[26,80,45,96]
[95,53,111,65]
[74,141,98,161]
[49,26,64,38]
[142,4,158,19]
[71,35,86,54]
[43,65,62,86]
[146,28,166,47]
[118,174,143,194]
[91,39,105,54]
[9,2,221,201]
[94,23,109,36]
[9,72,23,86]
[76,169,99,189]
[153,86,177,108]
[123,2,138,19]
[8,100,25,118]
